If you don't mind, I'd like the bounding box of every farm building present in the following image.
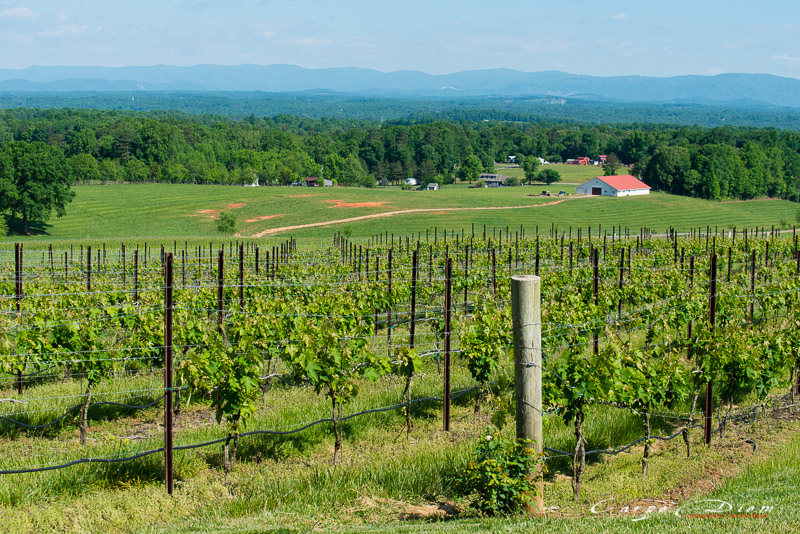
[426,182,440,190]
[576,175,651,197]
[507,155,517,164]
[304,177,333,187]
[479,173,507,188]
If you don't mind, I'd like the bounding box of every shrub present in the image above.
[217,211,237,235]
[454,430,543,516]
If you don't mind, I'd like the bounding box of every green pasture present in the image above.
[6,182,799,244]
[495,162,606,184]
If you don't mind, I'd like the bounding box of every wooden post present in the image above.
[374,257,380,336]
[511,274,544,514]
[750,249,756,323]
[239,244,244,310]
[387,248,393,358]
[134,250,139,304]
[87,245,92,291]
[443,258,452,432]
[14,244,22,394]
[592,248,599,355]
[687,255,694,354]
[705,254,717,445]
[492,248,497,296]
[164,253,174,496]
[464,244,469,311]
[410,249,418,349]
[618,247,625,322]
[217,249,224,332]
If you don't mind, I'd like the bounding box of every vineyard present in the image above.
[1,223,799,530]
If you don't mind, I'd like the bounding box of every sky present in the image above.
[1,0,799,78]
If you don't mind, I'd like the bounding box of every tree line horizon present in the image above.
[0,107,799,232]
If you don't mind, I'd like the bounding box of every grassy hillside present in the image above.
[8,182,798,243]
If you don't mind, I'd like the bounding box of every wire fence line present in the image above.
[542,394,798,460]
[0,384,481,475]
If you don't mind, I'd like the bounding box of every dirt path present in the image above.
[246,198,574,237]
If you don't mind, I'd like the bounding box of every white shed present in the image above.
[576,175,651,197]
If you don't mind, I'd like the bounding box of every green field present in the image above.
[8,182,798,243]
[494,162,606,184]
[2,182,800,533]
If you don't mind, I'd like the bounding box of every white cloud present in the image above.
[38,25,89,37]
[773,54,800,62]
[0,7,35,19]
[612,13,628,21]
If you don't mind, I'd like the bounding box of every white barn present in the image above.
[576,175,651,197]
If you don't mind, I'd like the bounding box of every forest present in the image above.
[4,91,800,129]
[1,107,799,202]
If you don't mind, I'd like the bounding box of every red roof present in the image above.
[597,175,650,190]
[304,176,318,181]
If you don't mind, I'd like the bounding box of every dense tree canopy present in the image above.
[0,108,798,202]
[0,141,74,233]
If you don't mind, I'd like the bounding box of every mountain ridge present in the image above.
[0,65,799,107]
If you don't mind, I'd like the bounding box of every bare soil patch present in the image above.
[248,198,574,238]
[323,199,392,208]
[187,203,245,220]
[289,194,314,198]
[187,208,220,220]
[244,214,284,223]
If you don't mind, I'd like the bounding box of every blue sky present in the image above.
[1,0,799,78]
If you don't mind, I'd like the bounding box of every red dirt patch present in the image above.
[323,199,391,208]
[226,203,246,209]
[187,208,221,219]
[248,198,574,238]
[245,214,284,223]
[289,194,315,198]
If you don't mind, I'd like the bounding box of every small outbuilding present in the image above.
[576,175,651,197]
[426,182,440,191]
[479,173,507,188]
[304,177,333,187]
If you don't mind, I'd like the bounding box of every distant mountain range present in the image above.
[0,65,799,107]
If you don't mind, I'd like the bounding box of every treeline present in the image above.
[4,91,800,128]
[0,108,799,201]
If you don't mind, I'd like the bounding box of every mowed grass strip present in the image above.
[8,183,799,242]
